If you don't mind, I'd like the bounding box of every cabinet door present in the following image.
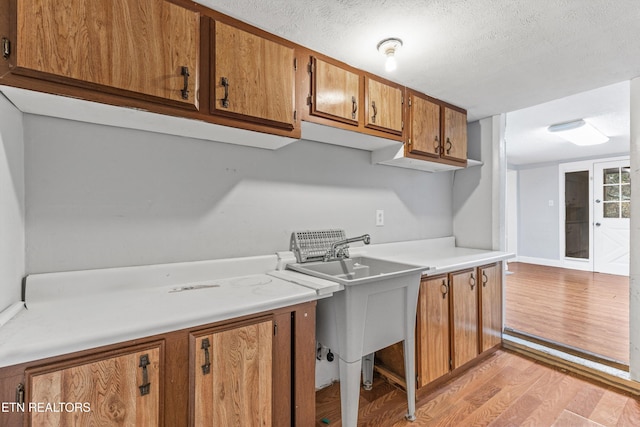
[193,318,273,426]
[407,91,441,159]
[416,275,450,387]
[212,21,295,129]
[450,269,479,369]
[479,263,502,352]
[442,107,467,163]
[310,56,360,125]
[365,77,403,135]
[15,0,200,108]
[26,344,161,427]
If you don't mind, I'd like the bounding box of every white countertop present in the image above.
[0,255,330,368]
[0,237,513,369]
[350,237,513,276]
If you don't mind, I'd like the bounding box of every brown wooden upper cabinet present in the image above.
[365,76,403,135]
[309,56,360,126]
[211,20,296,130]
[406,90,468,165]
[12,0,200,109]
[407,90,441,159]
[442,106,468,163]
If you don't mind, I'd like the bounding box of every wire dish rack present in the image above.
[290,229,347,263]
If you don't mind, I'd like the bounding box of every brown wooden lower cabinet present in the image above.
[192,316,273,426]
[26,342,163,427]
[0,301,315,427]
[376,263,502,390]
[415,274,450,385]
[479,263,503,352]
[451,268,479,369]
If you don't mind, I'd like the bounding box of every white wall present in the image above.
[516,164,560,261]
[629,76,640,380]
[453,120,489,248]
[453,115,505,250]
[506,169,518,259]
[0,95,25,311]
[23,114,454,273]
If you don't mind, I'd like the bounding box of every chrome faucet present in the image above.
[324,234,371,261]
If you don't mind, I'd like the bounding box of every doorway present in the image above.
[505,156,631,366]
[564,170,589,259]
[593,160,631,275]
[558,157,630,275]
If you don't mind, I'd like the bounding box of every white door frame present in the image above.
[506,169,518,265]
[558,160,594,271]
[593,159,631,275]
[558,156,629,272]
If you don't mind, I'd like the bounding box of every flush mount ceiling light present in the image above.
[377,37,403,72]
[547,119,609,146]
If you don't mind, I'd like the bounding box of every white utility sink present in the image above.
[287,255,423,426]
[286,256,420,284]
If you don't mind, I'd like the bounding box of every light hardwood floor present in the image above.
[315,350,640,426]
[504,262,629,364]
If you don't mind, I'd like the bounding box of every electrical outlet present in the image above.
[376,210,384,226]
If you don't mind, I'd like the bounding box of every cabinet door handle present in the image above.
[469,273,476,290]
[201,338,211,375]
[221,77,230,108]
[138,354,151,396]
[446,137,453,154]
[440,279,448,299]
[15,383,24,404]
[352,96,358,119]
[180,66,190,100]
[434,136,440,154]
[1,37,10,60]
[371,101,377,123]
[482,271,488,287]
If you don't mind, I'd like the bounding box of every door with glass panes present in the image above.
[594,160,630,275]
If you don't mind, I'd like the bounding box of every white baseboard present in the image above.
[505,256,519,265]
[513,256,595,272]
[516,256,562,268]
[561,260,593,272]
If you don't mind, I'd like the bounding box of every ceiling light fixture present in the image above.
[377,38,403,72]
[547,119,609,146]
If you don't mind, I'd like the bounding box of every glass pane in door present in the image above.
[603,167,631,219]
[604,168,620,184]
[565,171,589,259]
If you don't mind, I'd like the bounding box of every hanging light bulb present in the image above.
[377,38,403,72]
[385,52,397,72]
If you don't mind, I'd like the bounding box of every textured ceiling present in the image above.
[199,0,640,122]
[505,81,630,166]
[197,0,640,163]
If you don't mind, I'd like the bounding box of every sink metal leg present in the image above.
[339,357,362,427]
[403,333,417,421]
[362,352,374,390]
